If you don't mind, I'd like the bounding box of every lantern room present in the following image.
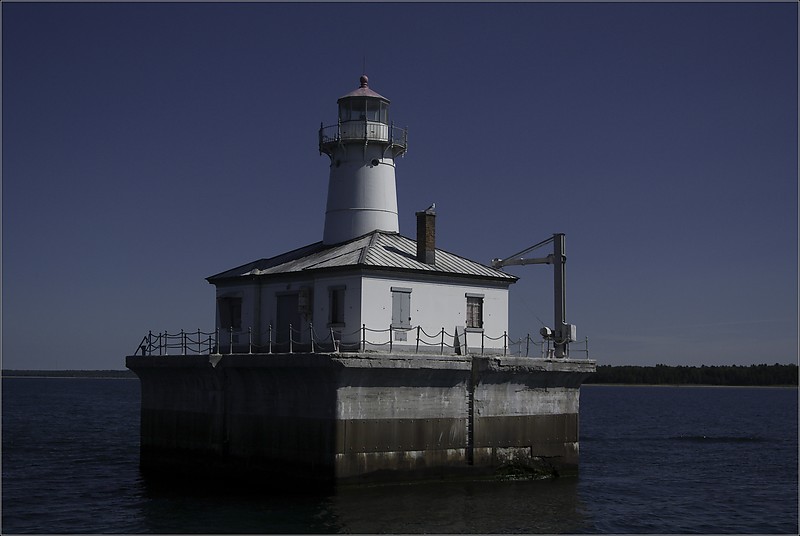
[319,75,406,159]
[337,75,390,123]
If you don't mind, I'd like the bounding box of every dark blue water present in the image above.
[2,378,797,533]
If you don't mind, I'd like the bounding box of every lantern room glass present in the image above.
[339,98,389,124]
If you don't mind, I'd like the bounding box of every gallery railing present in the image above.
[318,120,408,155]
[133,325,590,360]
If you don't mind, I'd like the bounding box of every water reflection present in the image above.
[324,478,588,534]
[137,475,589,533]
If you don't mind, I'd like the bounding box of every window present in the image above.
[218,296,242,331]
[366,100,380,121]
[338,103,349,122]
[380,101,389,123]
[466,294,484,329]
[391,287,412,328]
[329,287,345,325]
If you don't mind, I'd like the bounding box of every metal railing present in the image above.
[133,324,590,360]
[319,120,407,154]
[135,329,217,356]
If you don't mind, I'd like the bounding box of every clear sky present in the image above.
[2,2,797,370]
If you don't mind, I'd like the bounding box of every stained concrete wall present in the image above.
[127,353,594,486]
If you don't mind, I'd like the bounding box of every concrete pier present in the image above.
[126,353,594,487]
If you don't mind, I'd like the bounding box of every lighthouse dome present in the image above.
[337,74,390,102]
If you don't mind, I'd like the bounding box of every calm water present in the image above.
[2,378,797,534]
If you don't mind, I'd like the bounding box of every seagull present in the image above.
[425,202,436,213]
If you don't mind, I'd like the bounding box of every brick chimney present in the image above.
[416,207,436,264]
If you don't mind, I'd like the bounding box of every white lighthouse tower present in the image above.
[319,75,408,245]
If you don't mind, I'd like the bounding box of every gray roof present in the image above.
[207,231,517,283]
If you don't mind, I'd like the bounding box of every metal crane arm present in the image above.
[491,255,553,268]
[491,235,554,269]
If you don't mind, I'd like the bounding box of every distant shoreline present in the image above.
[4,375,793,388]
[2,370,135,379]
[3,364,797,387]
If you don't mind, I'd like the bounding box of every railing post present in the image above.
[289,323,293,354]
[147,330,153,356]
[585,336,589,360]
[440,327,445,355]
[215,327,220,354]
[416,326,420,354]
[389,325,393,353]
[248,327,253,354]
[159,332,164,355]
[503,331,507,356]
[197,329,202,354]
[526,334,531,357]
[362,324,366,352]
[229,326,233,355]
[330,327,338,353]
[310,323,315,353]
[181,329,186,355]
[268,324,272,354]
[481,332,485,356]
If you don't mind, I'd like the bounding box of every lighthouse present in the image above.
[127,73,595,488]
[319,75,408,245]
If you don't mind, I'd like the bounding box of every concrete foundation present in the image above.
[126,353,595,487]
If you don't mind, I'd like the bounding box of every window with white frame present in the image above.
[466,294,484,329]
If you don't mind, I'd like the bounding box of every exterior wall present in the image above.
[213,271,510,353]
[361,274,510,351]
[215,274,366,352]
[311,274,364,349]
[214,282,260,352]
[324,143,399,245]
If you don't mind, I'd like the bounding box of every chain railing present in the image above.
[133,324,590,360]
[135,329,217,356]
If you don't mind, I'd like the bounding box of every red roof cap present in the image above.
[338,74,389,102]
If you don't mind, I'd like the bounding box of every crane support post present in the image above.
[553,233,567,358]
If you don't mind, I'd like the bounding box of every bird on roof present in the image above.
[425,202,436,214]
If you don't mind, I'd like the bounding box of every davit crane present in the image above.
[492,233,576,358]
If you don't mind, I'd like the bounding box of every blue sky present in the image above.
[3,2,797,370]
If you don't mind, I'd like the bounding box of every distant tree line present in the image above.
[584,363,798,386]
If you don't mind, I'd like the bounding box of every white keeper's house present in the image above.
[207,75,517,353]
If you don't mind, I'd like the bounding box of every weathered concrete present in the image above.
[126,352,595,486]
